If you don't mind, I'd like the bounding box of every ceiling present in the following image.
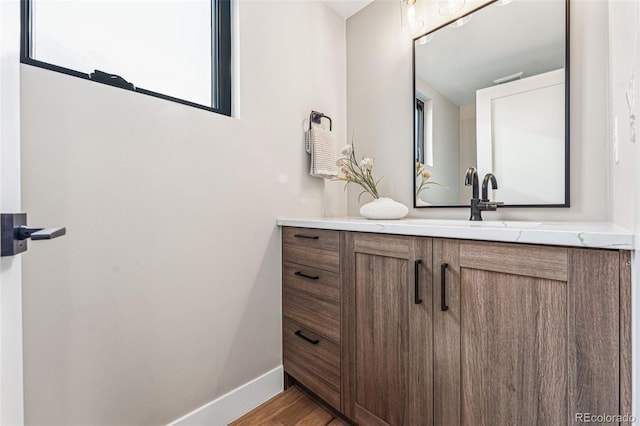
[415,0,566,106]
[322,0,374,19]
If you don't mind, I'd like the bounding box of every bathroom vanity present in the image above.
[279,218,632,425]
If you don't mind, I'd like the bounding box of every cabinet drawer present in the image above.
[282,227,340,272]
[283,262,340,342]
[283,318,340,410]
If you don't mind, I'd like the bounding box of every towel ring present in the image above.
[309,111,332,131]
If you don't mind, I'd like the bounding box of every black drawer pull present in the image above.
[295,330,319,345]
[414,259,422,304]
[441,262,449,312]
[294,271,320,280]
[294,234,319,240]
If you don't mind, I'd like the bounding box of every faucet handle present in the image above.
[481,173,498,201]
[478,201,503,211]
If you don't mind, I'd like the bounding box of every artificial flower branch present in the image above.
[334,142,381,202]
[416,162,446,198]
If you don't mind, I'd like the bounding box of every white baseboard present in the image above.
[167,366,284,426]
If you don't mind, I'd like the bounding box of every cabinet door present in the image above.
[342,232,432,426]
[435,240,621,426]
[433,239,461,426]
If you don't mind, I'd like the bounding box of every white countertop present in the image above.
[277,217,636,250]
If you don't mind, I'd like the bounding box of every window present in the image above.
[21,0,231,116]
[415,98,425,164]
[424,98,433,167]
[415,96,433,167]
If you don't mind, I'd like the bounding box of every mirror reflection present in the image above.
[414,0,567,207]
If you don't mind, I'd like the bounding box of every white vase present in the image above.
[360,197,409,220]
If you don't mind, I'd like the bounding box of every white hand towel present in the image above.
[306,126,338,179]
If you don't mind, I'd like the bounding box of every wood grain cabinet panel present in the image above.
[282,227,340,272]
[283,262,340,342]
[460,269,567,425]
[280,228,631,426]
[433,239,461,426]
[343,232,432,426]
[438,241,626,426]
[283,318,341,410]
[459,240,568,281]
[567,248,620,422]
[620,250,632,424]
[281,227,342,412]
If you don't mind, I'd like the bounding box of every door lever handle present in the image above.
[1,213,67,256]
[15,226,66,240]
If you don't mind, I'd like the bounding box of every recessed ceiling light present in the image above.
[493,72,524,84]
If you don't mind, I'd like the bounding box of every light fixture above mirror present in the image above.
[439,0,465,16]
[401,0,425,36]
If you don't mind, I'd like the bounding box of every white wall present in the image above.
[19,1,347,424]
[608,0,639,231]
[458,105,476,204]
[415,78,460,205]
[347,0,610,221]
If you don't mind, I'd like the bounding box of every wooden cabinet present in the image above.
[281,227,631,426]
[435,240,630,426]
[281,227,342,410]
[342,233,432,425]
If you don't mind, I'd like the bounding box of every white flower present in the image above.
[340,145,353,156]
[332,140,381,200]
[360,157,373,169]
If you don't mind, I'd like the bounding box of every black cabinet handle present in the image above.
[414,259,422,304]
[294,330,319,345]
[441,263,449,311]
[294,234,319,240]
[294,271,319,280]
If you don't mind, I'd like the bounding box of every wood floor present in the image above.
[229,386,348,426]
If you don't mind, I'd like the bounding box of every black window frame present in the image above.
[20,0,232,116]
[415,98,424,165]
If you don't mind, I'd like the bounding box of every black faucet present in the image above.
[464,167,479,199]
[465,167,503,221]
[482,173,498,201]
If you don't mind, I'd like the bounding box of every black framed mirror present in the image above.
[413,0,569,208]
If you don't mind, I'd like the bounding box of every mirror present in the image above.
[413,0,568,207]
